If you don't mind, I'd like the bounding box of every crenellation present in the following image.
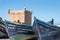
[8,8,10,14]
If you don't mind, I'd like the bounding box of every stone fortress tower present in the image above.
[8,7,32,25]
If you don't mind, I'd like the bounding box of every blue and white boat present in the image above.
[33,17,60,40]
[5,20,35,40]
[0,18,9,39]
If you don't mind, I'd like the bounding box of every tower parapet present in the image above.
[8,8,10,14]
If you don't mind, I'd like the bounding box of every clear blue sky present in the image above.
[0,0,60,25]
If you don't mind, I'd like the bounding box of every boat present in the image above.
[0,18,9,39]
[33,17,60,40]
[5,20,36,40]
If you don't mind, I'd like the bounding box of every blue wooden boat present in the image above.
[0,18,9,39]
[5,20,35,40]
[33,17,60,40]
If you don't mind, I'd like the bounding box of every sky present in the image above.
[0,0,60,25]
